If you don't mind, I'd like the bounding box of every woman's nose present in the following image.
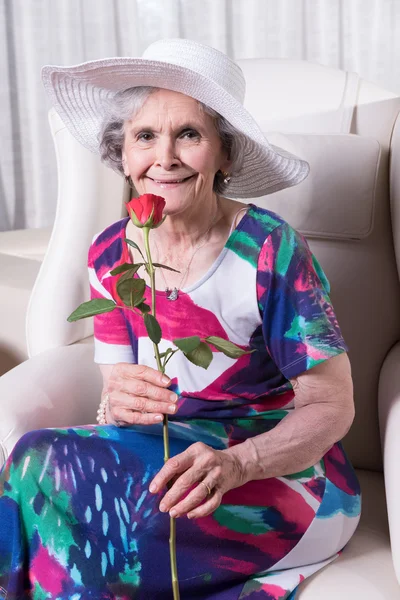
[154,139,181,170]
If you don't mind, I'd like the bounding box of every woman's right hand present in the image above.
[104,363,179,426]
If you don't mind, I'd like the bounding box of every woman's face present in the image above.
[121,89,230,214]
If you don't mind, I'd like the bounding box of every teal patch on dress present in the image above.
[226,230,260,268]
[214,504,275,535]
[317,478,361,519]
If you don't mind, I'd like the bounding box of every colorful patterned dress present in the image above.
[0,205,361,599]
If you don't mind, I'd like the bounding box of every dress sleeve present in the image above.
[88,240,136,365]
[257,221,348,380]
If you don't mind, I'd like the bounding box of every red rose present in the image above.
[126,194,166,229]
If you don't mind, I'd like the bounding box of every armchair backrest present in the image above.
[28,59,400,472]
[26,112,129,355]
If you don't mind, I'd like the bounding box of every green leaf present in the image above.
[144,313,162,345]
[137,302,151,313]
[173,336,201,354]
[124,238,145,261]
[117,277,146,307]
[117,268,138,285]
[185,342,213,369]
[110,262,144,276]
[205,336,254,358]
[67,299,116,322]
[152,263,180,273]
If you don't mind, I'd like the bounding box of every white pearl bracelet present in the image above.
[97,393,109,425]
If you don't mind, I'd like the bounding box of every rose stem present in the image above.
[143,227,180,600]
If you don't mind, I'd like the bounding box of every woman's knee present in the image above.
[6,428,62,468]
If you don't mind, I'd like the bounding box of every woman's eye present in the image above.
[137,132,153,141]
[181,130,200,139]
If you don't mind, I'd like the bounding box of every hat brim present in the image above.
[42,57,310,198]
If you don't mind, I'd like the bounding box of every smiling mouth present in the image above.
[148,175,194,184]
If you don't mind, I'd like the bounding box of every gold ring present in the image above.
[199,481,212,496]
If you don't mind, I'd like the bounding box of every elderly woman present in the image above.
[0,39,360,599]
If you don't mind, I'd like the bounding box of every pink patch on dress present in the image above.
[324,444,358,495]
[261,237,275,273]
[125,285,229,343]
[256,582,288,598]
[290,341,307,360]
[215,555,257,575]
[243,390,294,412]
[91,280,132,346]
[293,271,311,293]
[31,541,72,595]
[303,343,329,361]
[303,477,325,503]
[197,478,315,563]
[256,239,275,301]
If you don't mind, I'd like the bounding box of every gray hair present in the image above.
[99,86,244,195]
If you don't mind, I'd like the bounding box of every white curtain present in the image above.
[1,0,399,231]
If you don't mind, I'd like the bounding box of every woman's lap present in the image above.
[0,425,361,599]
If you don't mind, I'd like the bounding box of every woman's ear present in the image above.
[220,154,233,175]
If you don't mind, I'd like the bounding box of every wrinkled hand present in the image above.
[149,441,247,519]
[106,363,178,426]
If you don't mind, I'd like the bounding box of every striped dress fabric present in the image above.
[0,205,361,599]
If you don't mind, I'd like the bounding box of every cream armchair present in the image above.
[0,228,51,375]
[1,59,400,598]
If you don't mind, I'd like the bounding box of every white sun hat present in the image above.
[41,38,309,198]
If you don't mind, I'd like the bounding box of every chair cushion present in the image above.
[298,470,399,598]
[0,253,42,375]
[0,227,52,261]
[251,133,380,241]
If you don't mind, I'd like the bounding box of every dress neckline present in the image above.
[121,204,255,297]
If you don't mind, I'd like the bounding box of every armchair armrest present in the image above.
[379,340,400,585]
[0,227,52,261]
[0,343,102,468]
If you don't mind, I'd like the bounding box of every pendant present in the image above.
[166,287,179,301]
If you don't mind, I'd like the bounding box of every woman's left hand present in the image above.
[149,441,247,519]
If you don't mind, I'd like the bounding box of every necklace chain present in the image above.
[153,203,220,301]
